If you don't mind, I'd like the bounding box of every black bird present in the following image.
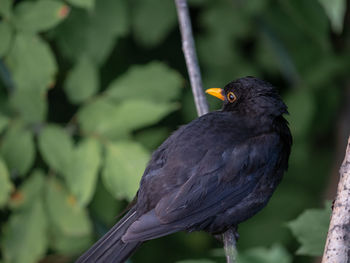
[77,76,292,263]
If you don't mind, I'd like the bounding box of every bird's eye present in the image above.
[227,92,237,103]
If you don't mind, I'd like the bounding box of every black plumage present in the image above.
[77,76,292,263]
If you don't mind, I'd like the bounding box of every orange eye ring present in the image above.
[227,92,237,103]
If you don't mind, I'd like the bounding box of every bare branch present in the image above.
[322,135,350,263]
[175,1,236,262]
[174,0,209,116]
[223,228,238,263]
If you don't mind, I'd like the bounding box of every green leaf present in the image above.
[5,31,55,123]
[10,86,48,123]
[0,113,9,133]
[318,0,346,33]
[78,97,176,140]
[0,122,35,176]
[38,125,73,175]
[132,0,176,46]
[77,97,119,137]
[177,260,215,263]
[102,141,149,201]
[45,177,92,236]
[50,227,92,254]
[0,159,13,208]
[109,100,177,137]
[90,180,121,226]
[65,138,101,206]
[0,22,13,57]
[64,55,99,104]
[0,0,12,19]
[66,0,95,10]
[2,199,48,263]
[14,0,69,33]
[135,127,170,150]
[288,202,331,256]
[237,244,292,263]
[106,62,183,102]
[5,33,57,90]
[9,170,45,210]
[284,89,315,138]
[54,0,128,64]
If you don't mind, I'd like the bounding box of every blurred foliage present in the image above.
[287,201,332,256]
[0,0,349,263]
[237,244,292,263]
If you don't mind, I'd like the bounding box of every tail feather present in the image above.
[76,207,141,263]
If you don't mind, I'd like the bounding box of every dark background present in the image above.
[0,0,349,262]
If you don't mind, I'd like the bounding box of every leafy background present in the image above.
[0,0,349,262]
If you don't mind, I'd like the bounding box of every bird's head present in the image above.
[206,76,288,117]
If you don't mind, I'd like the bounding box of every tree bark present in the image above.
[322,135,350,263]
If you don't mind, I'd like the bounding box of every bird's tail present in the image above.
[76,207,141,263]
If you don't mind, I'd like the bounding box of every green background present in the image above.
[0,0,349,262]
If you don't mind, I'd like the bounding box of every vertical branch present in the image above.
[174,0,209,116]
[175,1,236,262]
[223,228,237,263]
[322,135,350,263]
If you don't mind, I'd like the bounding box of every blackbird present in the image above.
[77,76,292,263]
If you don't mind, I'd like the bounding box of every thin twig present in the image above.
[174,0,209,116]
[175,1,237,262]
[321,135,350,263]
[223,228,237,263]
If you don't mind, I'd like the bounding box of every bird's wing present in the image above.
[123,133,283,242]
[155,133,282,224]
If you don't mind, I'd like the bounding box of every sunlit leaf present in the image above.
[64,55,99,104]
[78,97,176,140]
[38,125,73,175]
[13,0,69,33]
[132,0,176,46]
[45,177,92,236]
[9,170,45,210]
[0,122,35,176]
[288,202,331,256]
[0,22,13,57]
[0,159,13,208]
[5,33,57,90]
[102,141,149,201]
[108,100,177,137]
[65,138,101,206]
[66,0,95,10]
[106,62,183,102]
[318,0,346,33]
[237,244,292,263]
[2,199,48,263]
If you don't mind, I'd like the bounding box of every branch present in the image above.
[322,135,350,263]
[174,0,209,116]
[223,228,238,263]
[174,1,236,262]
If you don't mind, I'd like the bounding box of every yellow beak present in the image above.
[205,88,225,101]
